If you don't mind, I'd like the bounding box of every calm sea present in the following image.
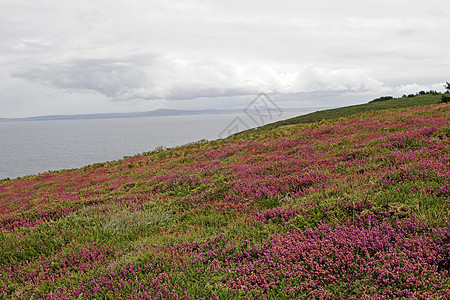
[0,112,303,179]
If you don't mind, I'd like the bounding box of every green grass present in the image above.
[241,93,443,133]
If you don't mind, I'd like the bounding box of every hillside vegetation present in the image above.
[244,93,443,133]
[0,97,449,299]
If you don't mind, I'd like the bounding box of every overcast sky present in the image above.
[1,0,449,118]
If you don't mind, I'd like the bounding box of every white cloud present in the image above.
[394,83,447,96]
[395,84,429,95]
[290,67,387,93]
[13,55,387,102]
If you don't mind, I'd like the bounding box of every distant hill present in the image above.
[0,109,240,122]
[0,107,317,122]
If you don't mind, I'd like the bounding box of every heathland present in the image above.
[0,94,449,299]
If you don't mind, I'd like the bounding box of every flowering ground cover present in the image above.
[0,103,449,299]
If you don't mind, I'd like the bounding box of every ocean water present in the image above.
[0,112,303,179]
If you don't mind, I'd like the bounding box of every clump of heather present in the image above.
[41,215,450,299]
[0,103,449,298]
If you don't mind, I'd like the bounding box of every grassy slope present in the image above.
[241,93,443,133]
[0,97,449,299]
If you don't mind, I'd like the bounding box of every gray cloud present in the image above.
[13,59,149,99]
[13,56,388,102]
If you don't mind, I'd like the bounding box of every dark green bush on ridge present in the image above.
[441,94,450,103]
[444,81,450,93]
[402,90,440,98]
[0,178,10,184]
[369,96,393,103]
[441,81,450,103]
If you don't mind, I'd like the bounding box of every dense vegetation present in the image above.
[0,96,449,299]
[247,93,443,133]
[368,96,394,103]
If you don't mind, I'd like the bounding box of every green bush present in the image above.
[369,96,393,103]
[441,94,450,103]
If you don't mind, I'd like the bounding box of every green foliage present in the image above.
[0,178,10,184]
[244,94,442,133]
[102,208,172,233]
[254,197,280,209]
[444,82,450,93]
[441,94,450,103]
[369,96,393,103]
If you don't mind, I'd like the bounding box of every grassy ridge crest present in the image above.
[240,93,443,134]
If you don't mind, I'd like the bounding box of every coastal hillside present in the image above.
[0,100,449,298]
[241,92,444,133]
